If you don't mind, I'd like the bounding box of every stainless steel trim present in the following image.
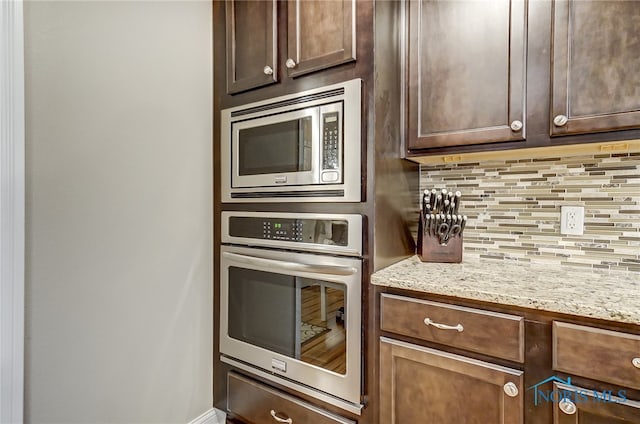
[221,79,361,203]
[423,317,464,332]
[223,358,363,417]
[222,252,357,276]
[221,211,363,256]
[220,245,362,406]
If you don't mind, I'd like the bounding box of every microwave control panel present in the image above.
[228,216,348,247]
[321,111,341,184]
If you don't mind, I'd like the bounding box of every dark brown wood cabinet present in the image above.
[227,373,355,424]
[286,0,355,78]
[406,0,640,156]
[224,0,356,94]
[552,382,640,424]
[550,0,640,137]
[380,337,524,424]
[406,0,527,150]
[225,0,278,94]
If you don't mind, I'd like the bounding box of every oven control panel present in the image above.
[229,216,348,246]
[222,212,362,256]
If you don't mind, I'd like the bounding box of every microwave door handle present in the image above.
[222,252,357,276]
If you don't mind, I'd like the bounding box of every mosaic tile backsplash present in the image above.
[420,152,640,272]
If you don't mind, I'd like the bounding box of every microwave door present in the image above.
[231,108,320,188]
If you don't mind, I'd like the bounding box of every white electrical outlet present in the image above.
[561,206,585,235]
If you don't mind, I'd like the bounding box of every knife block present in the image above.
[417,211,463,263]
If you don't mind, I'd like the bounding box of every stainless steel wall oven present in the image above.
[220,212,363,414]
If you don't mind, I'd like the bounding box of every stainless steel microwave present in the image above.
[221,79,362,202]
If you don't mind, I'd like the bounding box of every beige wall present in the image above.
[23,1,213,422]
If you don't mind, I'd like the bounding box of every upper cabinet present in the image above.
[225,0,278,94]
[407,0,527,150]
[225,0,356,95]
[550,0,640,136]
[407,0,640,157]
[286,0,356,78]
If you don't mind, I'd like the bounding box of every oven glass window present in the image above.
[238,117,313,176]
[228,267,347,375]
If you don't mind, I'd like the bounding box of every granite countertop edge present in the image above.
[371,256,640,326]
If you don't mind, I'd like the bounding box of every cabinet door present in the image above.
[380,337,524,424]
[551,1,640,136]
[286,0,356,77]
[553,382,640,424]
[407,0,527,150]
[225,0,278,94]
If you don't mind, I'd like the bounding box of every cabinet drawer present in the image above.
[553,322,640,390]
[380,294,524,362]
[227,373,355,424]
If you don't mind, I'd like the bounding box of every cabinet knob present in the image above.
[285,58,297,69]
[270,410,293,424]
[503,382,519,397]
[553,114,568,127]
[510,120,523,131]
[632,357,640,369]
[510,119,523,131]
[263,65,274,75]
[558,398,577,415]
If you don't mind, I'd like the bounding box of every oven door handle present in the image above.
[222,252,358,276]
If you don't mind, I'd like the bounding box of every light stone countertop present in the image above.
[371,256,640,325]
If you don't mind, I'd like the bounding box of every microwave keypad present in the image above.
[322,112,340,170]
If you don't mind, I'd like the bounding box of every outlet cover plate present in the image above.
[561,206,584,235]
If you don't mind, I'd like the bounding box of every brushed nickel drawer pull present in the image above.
[632,357,640,369]
[270,410,293,424]
[423,317,463,332]
[558,398,577,415]
[503,382,519,397]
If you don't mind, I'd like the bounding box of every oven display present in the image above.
[229,217,348,246]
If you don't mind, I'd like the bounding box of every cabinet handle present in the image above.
[632,357,640,369]
[553,115,568,127]
[558,398,577,415]
[263,65,274,75]
[285,58,297,69]
[423,317,463,332]
[270,410,293,424]
[503,382,519,397]
[510,120,523,131]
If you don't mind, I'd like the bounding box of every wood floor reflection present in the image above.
[300,285,347,374]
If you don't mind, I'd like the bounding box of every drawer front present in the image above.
[380,294,524,362]
[553,321,640,390]
[227,373,355,424]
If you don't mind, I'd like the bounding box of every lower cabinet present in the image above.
[552,382,640,424]
[227,372,355,424]
[379,337,524,424]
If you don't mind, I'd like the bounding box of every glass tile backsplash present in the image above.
[420,152,640,272]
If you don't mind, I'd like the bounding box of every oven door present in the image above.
[220,245,362,405]
[231,107,320,188]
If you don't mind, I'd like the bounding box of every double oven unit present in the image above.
[219,80,366,414]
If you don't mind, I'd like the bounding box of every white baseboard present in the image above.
[189,408,226,424]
